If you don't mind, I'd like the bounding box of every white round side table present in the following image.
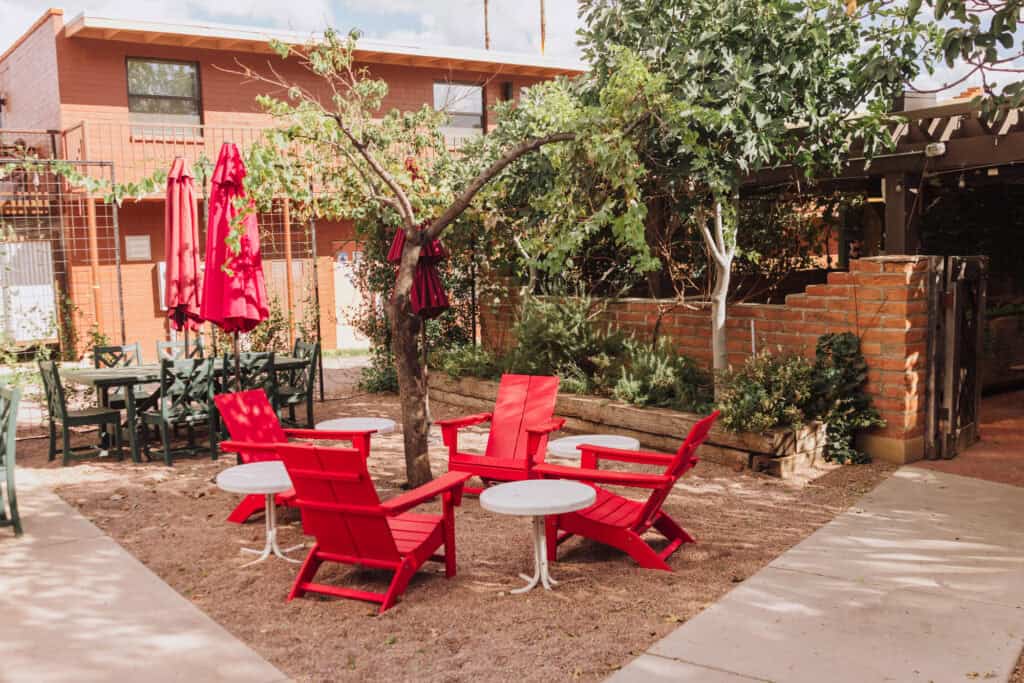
[216,461,302,567]
[547,434,640,461]
[480,480,596,594]
[315,417,397,435]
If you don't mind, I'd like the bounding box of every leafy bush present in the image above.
[716,351,815,433]
[502,296,628,392]
[358,345,399,393]
[613,339,713,413]
[716,334,884,464]
[435,344,501,380]
[811,333,885,464]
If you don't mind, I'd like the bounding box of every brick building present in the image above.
[0,8,581,356]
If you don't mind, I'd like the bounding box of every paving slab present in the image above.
[0,484,287,683]
[612,468,1024,682]
[608,654,770,682]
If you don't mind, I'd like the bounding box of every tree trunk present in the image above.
[710,254,731,375]
[699,201,735,398]
[389,233,433,488]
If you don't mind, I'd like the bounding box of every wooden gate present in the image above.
[925,256,988,459]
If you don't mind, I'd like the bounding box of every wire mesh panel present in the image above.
[0,160,123,357]
[255,200,320,346]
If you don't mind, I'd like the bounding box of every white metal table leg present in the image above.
[240,493,302,567]
[512,516,559,593]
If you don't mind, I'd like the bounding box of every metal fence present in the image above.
[0,160,123,355]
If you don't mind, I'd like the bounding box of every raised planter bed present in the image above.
[428,374,826,479]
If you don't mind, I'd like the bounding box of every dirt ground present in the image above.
[17,364,897,682]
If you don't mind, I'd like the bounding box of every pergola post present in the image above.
[85,194,103,337]
[283,198,295,348]
[883,173,920,254]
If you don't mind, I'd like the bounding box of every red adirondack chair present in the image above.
[533,410,720,571]
[436,374,564,494]
[279,443,470,612]
[215,390,375,524]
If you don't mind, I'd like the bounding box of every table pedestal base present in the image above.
[240,494,303,567]
[512,516,560,594]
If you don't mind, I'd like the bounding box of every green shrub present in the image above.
[358,345,399,393]
[435,344,501,380]
[502,297,627,392]
[811,333,885,464]
[716,351,815,433]
[613,339,713,413]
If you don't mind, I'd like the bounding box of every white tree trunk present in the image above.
[710,254,731,373]
[700,201,736,394]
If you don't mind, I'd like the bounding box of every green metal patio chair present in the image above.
[276,339,319,428]
[93,342,155,410]
[140,358,218,466]
[0,384,22,536]
[38,360,124,466]
[156,337,205,362]
[222,351,277,407]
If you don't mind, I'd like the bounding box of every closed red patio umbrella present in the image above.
[164,157,202,344]
[387,226,450,319]
[200,143,269,385]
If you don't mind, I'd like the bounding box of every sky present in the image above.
[0,1,585,61]
[0,2,995,96]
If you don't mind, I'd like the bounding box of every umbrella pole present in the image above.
[233,332,242,392]
[421,319,433,427]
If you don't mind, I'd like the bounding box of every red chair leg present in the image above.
[380,559,416,613]
[621,531,673,571]
[545,516,560,562]
[653,511,696,546]
[288,545,322,601]
[226,494,266,524]
[442,511,457,578]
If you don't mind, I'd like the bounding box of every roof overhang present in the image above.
[745,99,1024,191]
[63,13,586,78]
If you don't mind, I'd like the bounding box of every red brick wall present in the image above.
[481,256,939,464]
[64,201,349,358]
[0,10,63,130]
[54,33,545,130]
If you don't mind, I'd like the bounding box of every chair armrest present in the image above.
[434,413,492,429]
[525,418,566,459]
[533,462,672,489]
[436,413,493,449]
[578,444,674,468]
[284,428,376,440]
[381,472,471,515]
[283,428,375,458]
[219,440,281,456]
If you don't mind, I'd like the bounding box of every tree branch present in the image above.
[424,132,575,240]
[332,115,417,228]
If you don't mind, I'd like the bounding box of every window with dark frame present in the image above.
[126,58,201,138]
[433,82,484,146]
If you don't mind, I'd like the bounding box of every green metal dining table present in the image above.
[63,356,310,463]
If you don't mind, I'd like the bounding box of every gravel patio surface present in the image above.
[14,366,896,681]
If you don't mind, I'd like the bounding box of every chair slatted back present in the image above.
[0,384,21,474]
[214,390,288,462]
[37,360,67,421]
[158,358,215,418]
[637,410,720,529]
[483,374,559,464]
[291,339,320,394]
[279,444,400,563]
[93,343,142,369]
[224,352,277,400]
[156,338,204,362]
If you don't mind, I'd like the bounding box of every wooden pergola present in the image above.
[744,99,1024,255]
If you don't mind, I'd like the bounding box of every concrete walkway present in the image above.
[0,478,288,682]
[611,467,1024,682]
